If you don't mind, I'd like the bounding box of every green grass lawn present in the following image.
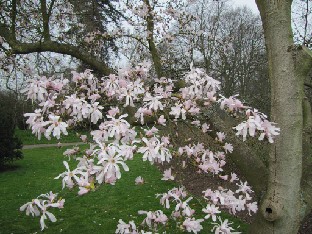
[15,129,90,145]
[0,147,249,233]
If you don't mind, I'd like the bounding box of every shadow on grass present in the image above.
[0,164,22,173]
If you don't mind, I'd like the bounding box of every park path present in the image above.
[23,142,86,149]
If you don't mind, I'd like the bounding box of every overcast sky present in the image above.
[232,0,259,14]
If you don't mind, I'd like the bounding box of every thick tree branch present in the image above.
[0,22,113,76]
[12,41,113,75]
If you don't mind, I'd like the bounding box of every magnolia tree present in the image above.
[20,62,279,233]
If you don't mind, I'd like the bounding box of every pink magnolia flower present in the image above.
[97,146,129,180]
[258,120,280,143]
[161,168,174,181]
[20,199,41,217]
[88,93,101,103]
[157,192,172,209]
[202,123,210,133]
[143,92,164,111]
[135,107,151,125]
[21,77,48,102]
[44,114,68,140]
[182,218,204,234]
[211,218,239,234]
[169,103,186,120]
[230,173,239,183]
[135,176,144,185]
[63,147,80,159]
[138,137,172,164]
[234,116,262,141]
[220,95,246,112]
[38,201,57,230]
[154,210,168,225]
[219,175,229,180]
[138,137,161,163]
[90,102,104,124]
[144,126,158,137]
[107,107,120,117]
[158,115,166,126]
[80,135,87,142]
[191,120,201,126]
[20,192,65,230]
[202,204,221,221]
[236,181,253,194]
[246,202,258,215]
[223,143,233,153]
[106,114,131,140]
[161,136,170,147]
[138,210,168,228]
[54,161,85,189]
[216,132,226,142]
[116,219,138,234]
[78,186,90,196]
[138,210,156,228]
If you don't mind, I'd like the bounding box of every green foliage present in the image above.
[0,91,23,166]
[0,147,249,233]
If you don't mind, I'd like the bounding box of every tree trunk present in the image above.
[250,1,304,233]
[143,0,163,78]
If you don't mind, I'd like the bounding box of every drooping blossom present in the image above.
[20,192,65,230]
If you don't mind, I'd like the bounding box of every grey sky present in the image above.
[232,0,259,14]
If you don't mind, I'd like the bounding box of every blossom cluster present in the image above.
[20,192,65,230]
[118,181,257,233]
[20,63,278,232]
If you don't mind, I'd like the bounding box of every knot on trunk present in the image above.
[261,199,283,222]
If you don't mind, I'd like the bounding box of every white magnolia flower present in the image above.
[44,114,68,140]
[54,161,86,189]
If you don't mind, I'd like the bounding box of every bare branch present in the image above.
[11,41,113,75]
[10,0,17,41]
[40,0,51,41]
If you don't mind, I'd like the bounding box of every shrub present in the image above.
[0,91,23,166]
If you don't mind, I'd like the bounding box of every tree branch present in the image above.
[40,0,51,41]
[13,41,113,75]
[0,22,114,76]
[143,0,163,78]
[295,45,312,77]
[47,0,56,17]
[10,0,17,41]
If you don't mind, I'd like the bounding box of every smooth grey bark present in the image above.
[302,96,312,218]
[250,1,312,233]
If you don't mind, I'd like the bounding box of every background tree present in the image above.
[0,91,23,167]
